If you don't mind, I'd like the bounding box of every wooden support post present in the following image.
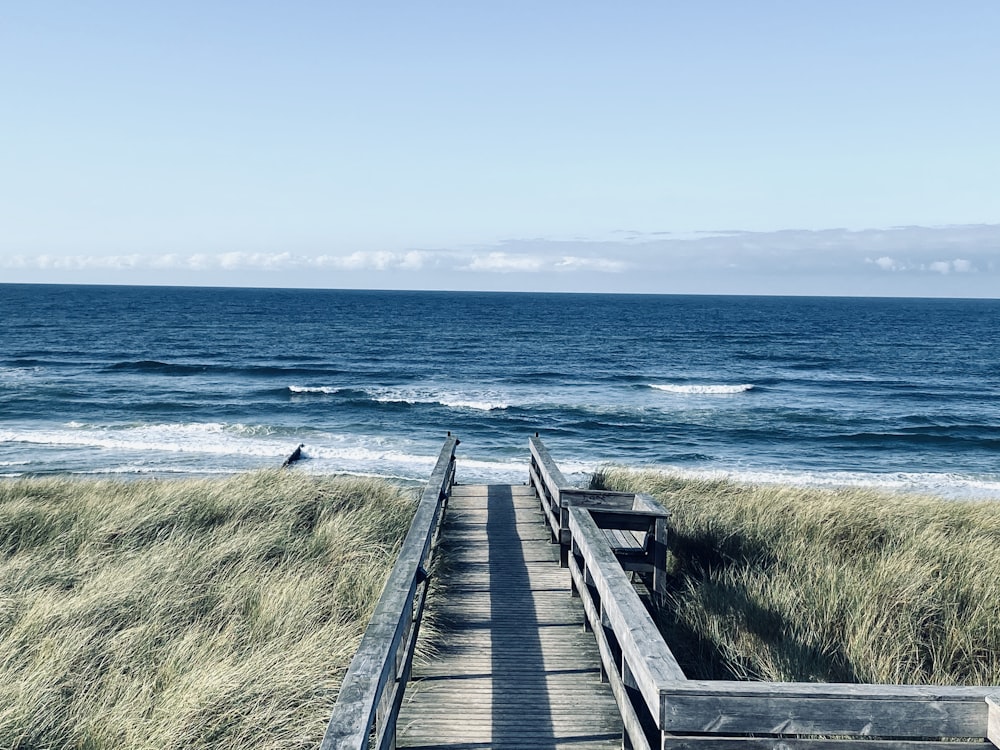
[987,694,1000,749]
[597,599,609,682]
[651,515,668,609]
[621,657,636,750]
[375,675,397,750]
[583,565,594,633]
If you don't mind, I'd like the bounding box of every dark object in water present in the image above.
[282,444,305,468]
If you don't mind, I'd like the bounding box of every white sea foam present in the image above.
[0,367,39,386]
[289,385,340,394]
[368,387,509,411]
[650,383,754,395]
[0,423,286,458]
[634,464,1000,500]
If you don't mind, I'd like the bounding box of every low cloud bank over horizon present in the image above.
[2,224,998,297]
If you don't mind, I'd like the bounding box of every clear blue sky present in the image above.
[2,1,998,295]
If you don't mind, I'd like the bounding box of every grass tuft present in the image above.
[596,469,1000,685]
[0,471,416,749]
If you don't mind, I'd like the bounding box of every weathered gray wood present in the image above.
[632,492,667,516]
[651,514,668,603]
[590,508,662,533]
[397,483,621,748]
[320,436,457,750]
[660,682,998,738]
[530,461,562,541]
[530,433,566,504]
[329,435,997,750]
[569,507,687,722]
[662,739,996,750]
[562,488,637,510]
[603,527,643,551]
[530,437,672,588]
[987,694,999,747]
[663,681,1000,700]
[567,551,653,750]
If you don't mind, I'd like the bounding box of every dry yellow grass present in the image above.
[595,469,1000,685]
[0,471,416,749]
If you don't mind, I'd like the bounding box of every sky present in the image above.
[1,2,998,296]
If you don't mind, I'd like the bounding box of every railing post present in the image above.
[987,694,999,749]
[621,656,636,750]
[651,514,668,609]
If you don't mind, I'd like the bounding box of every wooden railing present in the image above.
[528,435,1000,750]
[319,435,458,750]
[529,434,669,604]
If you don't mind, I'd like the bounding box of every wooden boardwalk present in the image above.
[396,483,621,749]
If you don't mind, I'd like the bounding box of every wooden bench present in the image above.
[528,435,670,605]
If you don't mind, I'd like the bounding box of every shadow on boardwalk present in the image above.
[397,484,620,749]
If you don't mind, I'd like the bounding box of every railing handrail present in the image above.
[319,435,458,750]
[529,433,566,500]
[569,505,685,703]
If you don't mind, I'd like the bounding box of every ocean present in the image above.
[2,284,999,498]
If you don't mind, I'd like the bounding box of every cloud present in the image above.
[461,251,626,274]
[869,256,979,275]
[868,256,903,271]
[555,256,627,272]
[466,252,546,273]
[2,224,997,295]
[0,250,435,273]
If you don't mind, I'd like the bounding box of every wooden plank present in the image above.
[987,694,1000,747]
[662,738,995,750]
[562,489,637,511]
[569,506,687,725]
[320,436,457,750]
[660,683,995,738]
[632,492,669,517]
[590,508,659,533]
[603,528,642,552]
[664,681,1000,700]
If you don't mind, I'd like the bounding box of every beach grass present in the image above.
[593,469,1000,686]
[0,471,416,750]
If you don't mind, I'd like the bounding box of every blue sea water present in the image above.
[2,284,999,498]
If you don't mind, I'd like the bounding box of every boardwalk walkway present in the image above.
[396,484,621,749]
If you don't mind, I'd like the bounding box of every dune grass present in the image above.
[0,471,416,750]
[594,469,1000,686]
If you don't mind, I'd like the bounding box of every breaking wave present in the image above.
[289,385,341,395]
[650,383,755,394]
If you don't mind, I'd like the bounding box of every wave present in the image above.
[367,387,509,412]
[0,422,479,481]
[107,361,353,378]
[288,385,341,395]
[637,465,1000,500]
[840,428,1000,449]
[0,422,287,458]
[107,360,208,375]
[650,383,754,395]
